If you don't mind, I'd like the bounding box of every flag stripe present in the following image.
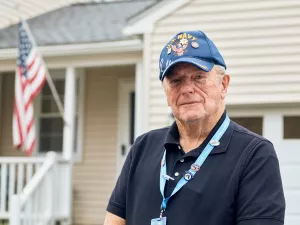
[27,56,41,81]
[26,51,37,71]
[13,20,47,155]
[26,49,37,65]
[13,103,24,147]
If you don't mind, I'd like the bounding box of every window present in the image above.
[37,69,83,159]
[231,117,263,136]
[39,79,65,153]
[284,116,300,139]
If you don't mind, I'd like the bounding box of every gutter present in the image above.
[0,39,143,60]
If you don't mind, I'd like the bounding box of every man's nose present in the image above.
[181,79,194,95]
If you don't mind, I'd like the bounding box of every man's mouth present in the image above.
[180,101,200,106]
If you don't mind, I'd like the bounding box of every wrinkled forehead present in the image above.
[165,62,207,79]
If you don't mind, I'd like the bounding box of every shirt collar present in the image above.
[164,110,233,156]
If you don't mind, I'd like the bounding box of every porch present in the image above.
[0,58,145,224]
[0,153,72,225]
[0,65,77,225]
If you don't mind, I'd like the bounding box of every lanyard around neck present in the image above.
[159,115,230,211]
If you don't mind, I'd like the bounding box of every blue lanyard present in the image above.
[159,115,230,211]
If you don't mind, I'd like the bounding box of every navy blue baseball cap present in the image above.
[159,30,226,81]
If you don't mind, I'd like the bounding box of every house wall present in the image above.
[0,65,135,224]
[146,0,300,224]
[148,0,300,130]
[227,105,300,225]
[0,73,26,157]
[72,66,134,225]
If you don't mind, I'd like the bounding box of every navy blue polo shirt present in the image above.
[107,112,285,225]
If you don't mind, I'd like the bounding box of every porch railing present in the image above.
[0,156,44,220]
[0,152,71,225]
[10,152,57,225]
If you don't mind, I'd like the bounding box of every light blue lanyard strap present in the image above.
[159,115,230,210]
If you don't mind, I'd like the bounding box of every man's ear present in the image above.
[221,74,230,99]
[162,79,166,92]
[162,79,171,107]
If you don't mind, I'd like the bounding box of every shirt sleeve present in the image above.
[236,140,286,225]
[106,144,134,219]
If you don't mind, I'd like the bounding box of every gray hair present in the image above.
[213,65,226,83]
[214,65,226,76]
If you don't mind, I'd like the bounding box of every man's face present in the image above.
[163,63,229,124]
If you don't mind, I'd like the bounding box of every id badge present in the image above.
[151,217,167,225]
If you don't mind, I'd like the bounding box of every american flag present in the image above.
[13,20,46,156]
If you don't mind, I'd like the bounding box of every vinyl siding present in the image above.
[0,73,26,157]
[147,1,300,224]
[72,66,134,225]
[226,105,300,225]
[0,66,135,225]
[148,0,300,130]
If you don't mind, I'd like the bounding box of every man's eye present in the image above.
[195,75,204,79]
[170,79,181,84]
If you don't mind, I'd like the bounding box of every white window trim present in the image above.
[0,73,3,138]
[227,105,300,143]
[74,68,85,162]
[283,115,300,140]
[34,68,85,163]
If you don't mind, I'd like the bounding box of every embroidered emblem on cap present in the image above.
[190,60,208,70]
[167,47,171,55]
[200,65,208,70]
[170,38,188,56]
[166,32,198,57]
[210,140,220,146]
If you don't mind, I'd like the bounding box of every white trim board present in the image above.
[0,73,2,138]
[73,68,86,163]
[0,39,142,60]
[0,51,143,72]
[227,105,300,117]
[33,68,85,163]
[116,77,135,178]
[123,0,187,35]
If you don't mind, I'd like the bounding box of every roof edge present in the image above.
[123,0,187,35]
[0,39,143,60]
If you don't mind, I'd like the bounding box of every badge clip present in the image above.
[162,174,175,181]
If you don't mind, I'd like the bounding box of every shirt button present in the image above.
[180,159,184,163]
[174,172,180,177]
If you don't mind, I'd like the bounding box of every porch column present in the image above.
[0,73,2,138]
[263,112,283,151]
[63,66,76,160]
[135,61,144,138]
[62,66,76,225]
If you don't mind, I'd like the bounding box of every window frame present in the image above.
[34,68,85,162]
[227,106,300,140]
[283,115,300,140]
[230,116,263,136]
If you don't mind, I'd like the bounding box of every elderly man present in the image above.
[104,30,285,225]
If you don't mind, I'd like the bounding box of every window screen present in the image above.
[231,117,263,136]
[39,78,79,153]
[284,116,300,139]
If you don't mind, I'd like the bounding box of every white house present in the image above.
[0,0,299,224]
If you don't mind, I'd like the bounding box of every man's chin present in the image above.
[178,113,204,124]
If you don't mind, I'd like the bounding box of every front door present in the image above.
[117,78,135,176]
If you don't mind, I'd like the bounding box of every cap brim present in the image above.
[161,57,214,80]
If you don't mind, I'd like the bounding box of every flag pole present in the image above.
[20,19,65,122]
